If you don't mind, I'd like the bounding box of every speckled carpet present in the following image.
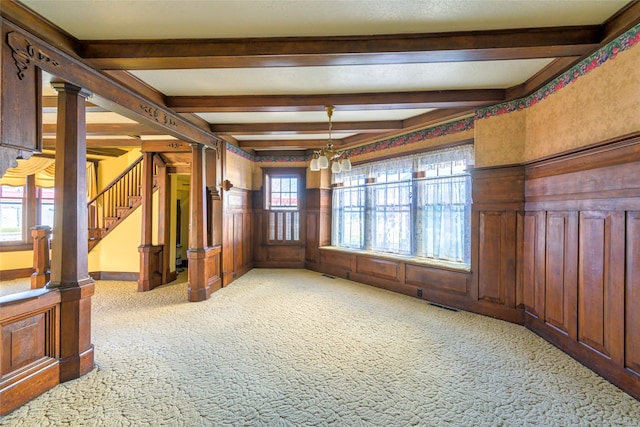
[1,269,639,426]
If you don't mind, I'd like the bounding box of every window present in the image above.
[0,185,25,242]
[265,171,303,243]
[38,187,55,229]
[332,145,473,266]
[0,182,55,244]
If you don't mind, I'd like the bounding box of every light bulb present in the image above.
[318,155,329,169]
[331,161,342,173]
[340,158,351,172]
[310,158,320,171]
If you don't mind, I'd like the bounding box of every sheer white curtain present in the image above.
[332,144,473,266]
[414,175,471,263]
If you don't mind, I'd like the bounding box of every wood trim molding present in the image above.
[0,18,219,147]
[0,267,34,281]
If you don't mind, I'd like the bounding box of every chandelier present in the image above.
[309,106,351,173]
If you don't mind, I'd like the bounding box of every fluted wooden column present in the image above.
[187,143,213,301]
[48,81,95,382]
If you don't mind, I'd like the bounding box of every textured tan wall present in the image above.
[476,40,639,167]
[474,111,526,167]
[525,45,640,161]
[225,149,256,190]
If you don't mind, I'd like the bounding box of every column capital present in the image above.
[50,81,92,99]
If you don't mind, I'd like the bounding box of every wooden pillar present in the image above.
[187,143,212,302]
[30,225,51,289]
[48,81,95,383]
[24,175,37,243]
[205,147,222,247]
[155,155,174,284]
[138,151,158,291]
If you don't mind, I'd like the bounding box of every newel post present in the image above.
[30,225,51,289]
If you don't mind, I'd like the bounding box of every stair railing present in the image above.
[88,155,143,233]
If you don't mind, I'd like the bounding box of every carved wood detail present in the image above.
[6,31,59,79]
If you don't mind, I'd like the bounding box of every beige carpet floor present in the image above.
[1,269,639,426]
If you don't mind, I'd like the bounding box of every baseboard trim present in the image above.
[89,271,138,281]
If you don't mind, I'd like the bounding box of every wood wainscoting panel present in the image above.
[471,166,523,314]
[2,313,46,373]
[266,245,304,264]
[233,212,245,273]
[0,289,61,416]
[477,210,517,307]
[523,211,545,319]
[626,211,640,376]
[544,211,578,338]
[356,256,400,282]
[222,188,253,285]
[320,250,355,272]
[577,211,625,363]
[405,264,468,295]
[305,211,319,263]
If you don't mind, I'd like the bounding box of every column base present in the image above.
[187,246,222,302]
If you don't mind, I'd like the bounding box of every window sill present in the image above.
[318,246,470,273]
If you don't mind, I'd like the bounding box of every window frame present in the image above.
[0,174,55,250]
[262,167,306,245]
[331,145,473,267]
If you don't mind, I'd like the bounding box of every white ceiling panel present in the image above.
[22,1,628,39]
[131,59,555,96]
[196,109,435,124]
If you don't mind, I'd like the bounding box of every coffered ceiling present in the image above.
[18,0,639,156]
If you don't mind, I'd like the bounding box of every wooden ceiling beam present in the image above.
[167,89,506,113]
[43,137,142,149]
[81,27,600,70]
[238,139,329,149]
[211,121,402,134]
[42,123,165,136]
[42,95,107,113]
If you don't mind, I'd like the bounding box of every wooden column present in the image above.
[30,225,51,289]
[205,147,222,247]
[138,151,161,291]
[24,175,37,243]
[48,81,95,383]
[187,143,213,302]
[156,155,174,284]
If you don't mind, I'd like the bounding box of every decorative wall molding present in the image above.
[476,24,640,120]
[225,116,474,163]
[343,117,474,158]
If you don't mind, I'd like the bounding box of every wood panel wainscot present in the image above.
[318,248,476,313]
[0,289,61,416]
[523,133,640,400]
[470,165,525,324]
[222,188,253,286]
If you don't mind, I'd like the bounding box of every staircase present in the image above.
[87,156,151,251]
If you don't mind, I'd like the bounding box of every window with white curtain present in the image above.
[332,145,473,266]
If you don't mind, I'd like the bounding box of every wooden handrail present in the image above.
[88,155,143,206]
[87,155,145,233]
